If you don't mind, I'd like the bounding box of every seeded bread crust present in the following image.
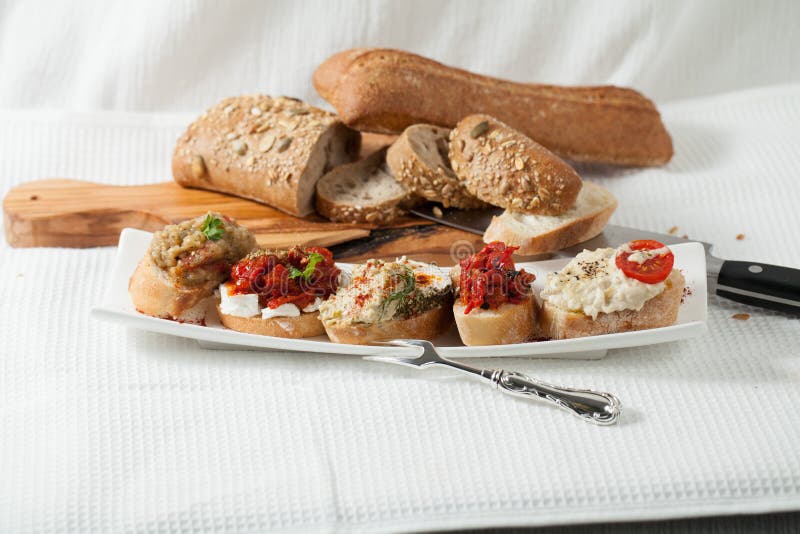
[313,48,673,167]
[449,114,582,215]
[173,94,361,217]
[483,181,617,255]
[216,305,325,338]
[453,294,537,346]
[315,148,418,225]
[322,305,452,345]
[386,124,486,209]
[539,270,685,339]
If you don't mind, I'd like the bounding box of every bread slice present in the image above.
[128,254,216,322]
[386,124,486,209]
[453,293,537,346]
[323,305,451,345]
[449,114,582,215]
[216,305,325,338]
[172,95,361,217]
[539,270,685,339]
[483,181,617,255]
[315,147,418,224]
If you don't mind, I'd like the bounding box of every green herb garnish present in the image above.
[381,265,416,319]
[200,214,225,241]
[288,252,325,281]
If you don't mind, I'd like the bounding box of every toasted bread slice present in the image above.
[216,305,325,338]
[483,181,617,255]
[539,270,685,339]
[453,293,537,346]
[387,124,485,209]
[315,147,418,224]
[128,255,216,322]
[323,305,452,345]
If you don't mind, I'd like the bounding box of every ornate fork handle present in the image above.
[440,360,621,425]
[489,370,621,425]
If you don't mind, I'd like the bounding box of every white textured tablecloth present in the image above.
[1,85,799,533]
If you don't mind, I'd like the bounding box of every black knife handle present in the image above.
[716,260,800,315]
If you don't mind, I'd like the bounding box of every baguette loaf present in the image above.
[483,181,617,255]
[539,270,685,339]
[313,48,673,166]
[450,115,582,215]
[386,124,485,209]
[315,147,418,224]
[173,95,361,217]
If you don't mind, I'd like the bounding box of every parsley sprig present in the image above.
[288,252,325,281]
[200,214,225,241]
[381,265,416,319]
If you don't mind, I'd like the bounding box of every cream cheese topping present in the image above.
[218,283,311,319]
[619,243,671,264]
[319,257,450,326]
[540,247,666,319]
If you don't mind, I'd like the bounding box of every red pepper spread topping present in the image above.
[459,242,535,314]
[229,246,340,310]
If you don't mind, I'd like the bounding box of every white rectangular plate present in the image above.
[91,228,707,359]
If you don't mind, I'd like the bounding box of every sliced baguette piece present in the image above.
[322,305,452,345]
[172,94,361,217]
[128,254,217,322]
[386,124,486,209]
[216,305,325,338]
[539,270,685,340]
[315,147,418,225]
[453,293,537,346]
[483,181,617,255]
[449,114,582,215]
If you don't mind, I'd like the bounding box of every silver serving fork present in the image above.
[366,339,621,425]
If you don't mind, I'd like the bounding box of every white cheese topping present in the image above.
[218,283,310,320]
[540,247,666,319]
[218,283,260,317]
[619,244,671,265]
[301,297,323,312]
[261,303,300,319]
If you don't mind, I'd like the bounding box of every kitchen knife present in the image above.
[411,203,800,315]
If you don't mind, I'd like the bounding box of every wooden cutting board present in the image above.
[3,179,484,265]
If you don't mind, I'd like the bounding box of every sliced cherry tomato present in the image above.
[615,239,674,284]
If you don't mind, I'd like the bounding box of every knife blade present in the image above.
[410,203,800,315]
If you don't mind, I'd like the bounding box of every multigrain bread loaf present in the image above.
[173,95,361,217]
[449,114,582,215]
[386,124,486,209]
[315,147,418,224]
[313,48,673,166]
[539,270,685,339]
[483,181,617,255]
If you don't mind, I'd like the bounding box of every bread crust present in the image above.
[216,305,325,338]
[323,305,452,345]
[128,255,215,320]
[387,124,485,209]
[313,48,673,167]
[453,293,537,346]
[450,114,582,215]
[315,147,417,225]
[483,181,617,255]
[172,94,360,217]
[539,270,685,339]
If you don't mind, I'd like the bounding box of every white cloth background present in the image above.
[1,1,800,533]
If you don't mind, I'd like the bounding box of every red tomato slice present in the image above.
[615,240,674,284]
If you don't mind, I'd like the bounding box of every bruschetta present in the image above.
[452,242,538,346]
[129,212,256,322]
[319,257,453,344]
[217,246,340,338]
[539,240,685,339]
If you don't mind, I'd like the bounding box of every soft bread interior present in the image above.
[408,125,454,175]
[316,153,408,208]
[299,123,359,214]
